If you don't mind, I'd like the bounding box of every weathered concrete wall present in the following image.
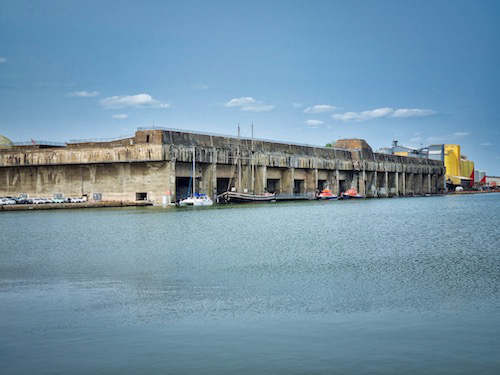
[0,161,173,202]
[0,129,445,202]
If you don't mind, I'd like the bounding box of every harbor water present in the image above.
[1,194,499,374]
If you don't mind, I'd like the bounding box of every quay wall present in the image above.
[0,129,445,202]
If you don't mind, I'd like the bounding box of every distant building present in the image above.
[380,141,478,190]
[474,170,486,183]
[377,140,428,158]
[485,176,500,188]
[416,144,475,188]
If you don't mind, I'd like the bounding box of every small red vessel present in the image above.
[317,189,337,200]
[340,188,364,199]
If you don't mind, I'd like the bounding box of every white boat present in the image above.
[178,147,213,207]
[179,193,213,206]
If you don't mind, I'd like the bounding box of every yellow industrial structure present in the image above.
[460,159,474,181]
[444,144,474,187]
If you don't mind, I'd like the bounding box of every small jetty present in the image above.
[0,201,153,212]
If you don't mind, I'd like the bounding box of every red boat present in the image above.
[339,188,364,199]
[317,189,337,200]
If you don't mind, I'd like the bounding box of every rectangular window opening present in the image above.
[136,192,148,201]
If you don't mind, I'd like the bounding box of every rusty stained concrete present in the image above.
[0,129,445,202]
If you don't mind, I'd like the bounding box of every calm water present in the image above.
[1,194,499,374]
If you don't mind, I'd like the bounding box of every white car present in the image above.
[0,198,16,205]
[32,198,46,204]
[69,197,85,203]
[52,198,65,204]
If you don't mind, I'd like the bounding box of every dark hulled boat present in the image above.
[217,191,276,203]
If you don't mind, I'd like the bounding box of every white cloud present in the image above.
[69,90,100,97]
[304,104,336,114]
[241,104,275,112]
[305,119,324,126]
[225,97,274,112]
[453,132,469,137]
[292,102,303,108]
[0,57,6,63]
[392,108,435,118]
[332,107,435,122]
[332,107,394,121]
[112,114,128,119]
[480,142,492,146]
[225,97,256,107]
[100,93,170,109]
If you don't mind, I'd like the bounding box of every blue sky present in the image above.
[1,0,499,174]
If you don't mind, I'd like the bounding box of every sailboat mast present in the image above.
[251,122,254,193]
[237,123,241,192]
[192,146,196,196]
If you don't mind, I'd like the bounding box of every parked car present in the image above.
[51,198,65,204]
[13,197,31,204]
[0,197,17,205]
[31,198,46,204]
[69,197,86,203]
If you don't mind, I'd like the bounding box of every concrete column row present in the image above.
[172,161,443,201]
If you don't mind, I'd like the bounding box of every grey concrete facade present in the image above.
[0,129,446,203]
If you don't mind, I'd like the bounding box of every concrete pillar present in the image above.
[282,167,294,195]
[305,168,318,193]
[335,169,340,195]
[240,165,251,193]
[168,160,176,202]
[402,172,406,196]
[351,172,358,190]
[236,153,242,192]
[384,171,389,197]
[255,165,266,194]
[360,167,366,196]
[394,172,399,196]
[427,173,431,194]
[211,151,217,200]
[373,171,377,197]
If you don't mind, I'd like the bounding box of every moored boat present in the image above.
[339,188,364,199]
[317,189,337,200]
[178,147,214,207]
[179,193,213,206]
[218,191,276,203]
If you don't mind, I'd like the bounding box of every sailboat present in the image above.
[179,147,214,206]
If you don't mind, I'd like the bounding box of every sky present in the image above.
[1,0,499,174]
